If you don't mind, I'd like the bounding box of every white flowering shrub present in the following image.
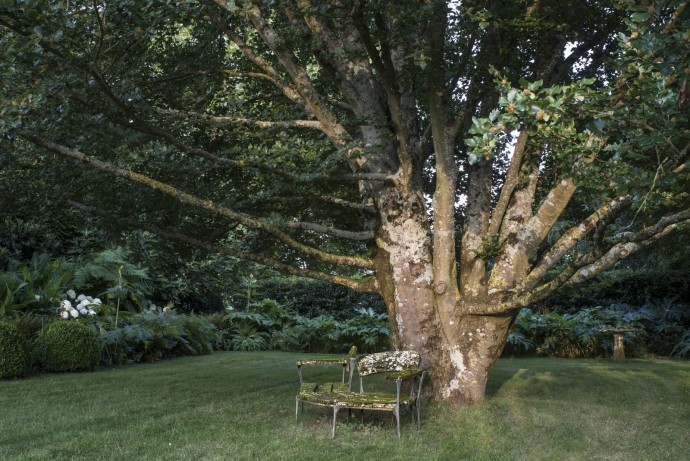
[57,291,101,319]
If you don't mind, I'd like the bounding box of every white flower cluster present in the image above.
[150,303,174,313]
[59,290,102,319]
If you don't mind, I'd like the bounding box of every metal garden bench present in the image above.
[296,350,427,438]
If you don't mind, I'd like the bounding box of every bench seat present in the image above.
[298,382,352,407]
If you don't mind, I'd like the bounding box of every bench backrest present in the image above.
[356,350,420,377]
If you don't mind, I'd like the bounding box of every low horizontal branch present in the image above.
[286,221,374,241]
[150,106,325,131]
[68,201,377,293]
[109,114,392,184]
[22,133,374,270]
[268,195,377,214]
[613,208,690,244]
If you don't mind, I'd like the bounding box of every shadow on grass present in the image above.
[486,356,689,404]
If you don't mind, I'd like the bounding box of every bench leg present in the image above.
[332,406,339,438]
[295,397,300,421]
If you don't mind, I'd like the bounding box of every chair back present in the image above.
[356,351,420,377]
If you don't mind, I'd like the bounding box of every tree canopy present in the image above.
[1,0,688,403]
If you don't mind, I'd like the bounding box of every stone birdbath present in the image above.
[593,328,642,361]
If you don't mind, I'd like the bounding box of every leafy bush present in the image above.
[0,322,31,378]
[9,312,46,342]
[504,301,688,359]
[34,321,100,372]
[292,314,339,353]
[329,307,390,353]
[98,312,218,365]
[671,330,690,358]
[535,311,604,358]
[74,247,152,312]
[230,324,270,351]
[99,323,153,365]
[217,300,390,354]
[0,253,74,317]
[636,298,690,357]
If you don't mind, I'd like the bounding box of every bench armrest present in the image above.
[296,358,348,367]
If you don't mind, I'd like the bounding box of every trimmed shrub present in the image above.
[0,322,31,379]
[35,321,100,372]
[10,313,46,342]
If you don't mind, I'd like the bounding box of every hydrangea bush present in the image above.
[57,290,101,319]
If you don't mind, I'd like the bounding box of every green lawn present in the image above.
[1,352,688,461]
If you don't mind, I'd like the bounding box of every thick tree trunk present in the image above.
[423,313,514,403]
[373,187,437,353]
[374,199,515,403]
[386,283,515,403]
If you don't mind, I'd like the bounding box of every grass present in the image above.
[1,352,689,461]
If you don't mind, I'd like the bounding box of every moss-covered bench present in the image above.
[296,350,427,438]
[296,346,358,416]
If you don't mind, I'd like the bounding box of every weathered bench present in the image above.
[296,350,426,437]
[295,346,357,406]
[295,346,358,416]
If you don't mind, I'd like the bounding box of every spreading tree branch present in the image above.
[351,0,412,169]
[68,201,377,293]
[612,208,690,244]
[22,134,374,270]
[487,131,529,237]
[521,179,578,254]
[286,221,374,241]
[267,195,376,214]
[565,216,688,286]
[202,2,307,108]
[237,3,350,144]
[489,207,690,312]
[149,106,324,131]
[545,10,624,84]
[517,195,632,293]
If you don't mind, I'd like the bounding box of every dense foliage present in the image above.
[210,300,389,353]
[505,300,690,359]
[0,322,31,379]
[98,311,217,365]
[0,248,687,382]
[247,277,385,319]
[0,248,391,377]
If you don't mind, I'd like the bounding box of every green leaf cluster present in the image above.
[0,253,73,317]
[98,311,217,365]
[466,76,601,165]
[209,300,389,354]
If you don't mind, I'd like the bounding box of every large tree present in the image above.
[1,0,688,403]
